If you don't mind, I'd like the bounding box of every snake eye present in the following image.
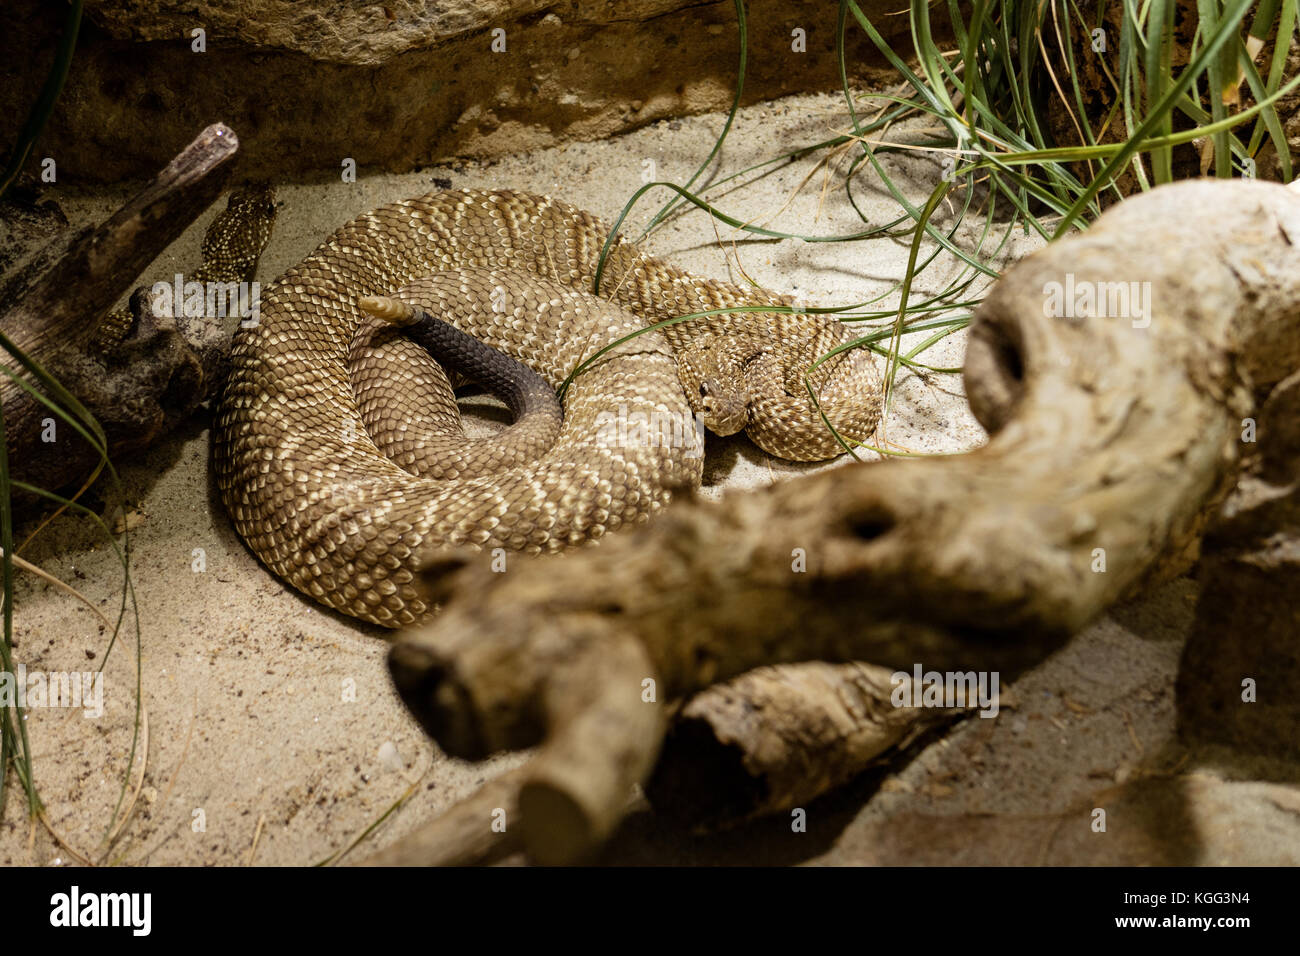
[699,383,709,397]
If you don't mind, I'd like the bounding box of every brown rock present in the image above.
[5,0,918,183]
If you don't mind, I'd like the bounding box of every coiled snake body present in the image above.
[214,189,881,626]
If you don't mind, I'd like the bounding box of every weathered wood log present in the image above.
[386,178,1300,864]
[372,663,968,862]
[645,662,961,830]
[0,124,239,498]
[389,621,665,864]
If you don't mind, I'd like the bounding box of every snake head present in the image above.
[695,379,749,436]
[677,319,882,460]
[676,336,752,437]
[228,180,278,224]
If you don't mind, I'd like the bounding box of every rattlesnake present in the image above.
[214,189,881,626]
[98,183,278,348]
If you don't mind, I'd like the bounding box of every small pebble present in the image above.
[377,740,404,772]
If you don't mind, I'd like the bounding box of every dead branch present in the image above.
[0,124,239,496]
[645,662,959,830]
[389,622,665,864]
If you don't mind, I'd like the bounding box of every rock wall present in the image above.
[3,0,923,183]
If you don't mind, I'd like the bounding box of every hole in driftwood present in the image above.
[963,316,1029,435]
[994,329,1025,384]
[846,508,896,542]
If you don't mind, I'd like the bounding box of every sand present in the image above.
[5,91,1297,866]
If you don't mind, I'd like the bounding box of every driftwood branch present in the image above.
[644,661,961,830]
[381,179,1300,864]
[1,123,239,496]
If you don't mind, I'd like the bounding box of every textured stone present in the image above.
[4,0,918,183]
[83,1,699,66]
